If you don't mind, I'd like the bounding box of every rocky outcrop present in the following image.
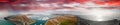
[45,14,78,25]
[4,15,35,25]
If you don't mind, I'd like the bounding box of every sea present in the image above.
[0,20,47,25]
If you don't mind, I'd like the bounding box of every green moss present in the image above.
[60,20,75,25]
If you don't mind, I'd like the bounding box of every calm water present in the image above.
[31,20,47,25]
[0,20,14,25]
[0,20,47,25]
